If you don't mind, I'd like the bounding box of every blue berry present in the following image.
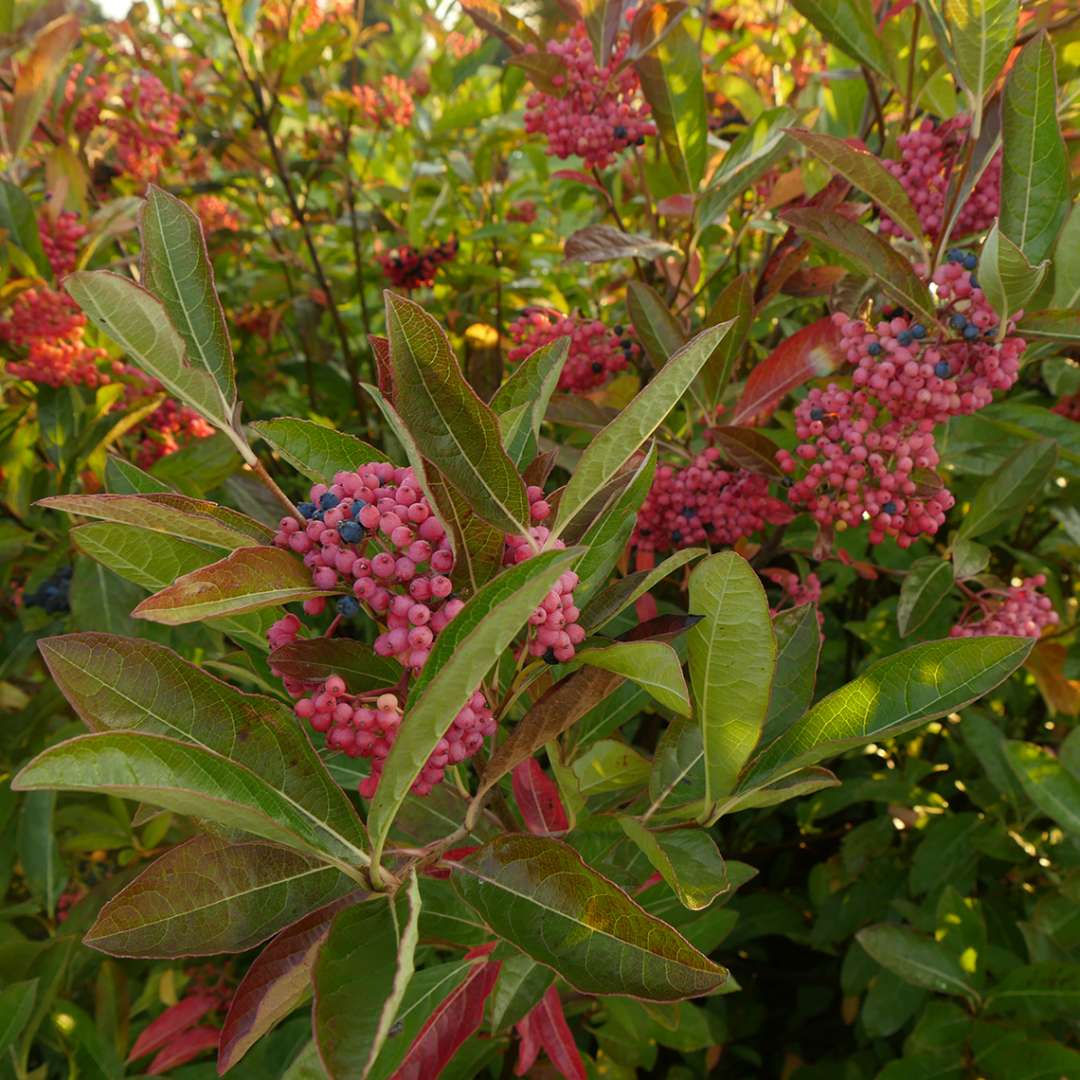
[897,331,913,346]
[339,520,363,543]
[963,324,979,340]
[883,501,897,515]
[319,492,340,510]
[911,324,926,339]
[671,530,683,544]
[950,314,967,331]
[867,342,882,356]
[810,408,825,420]
[968,276,978,290]
[336,596,360,618]
[963,253,977,271]
[934,360,951,378]
[297,501,317,519]
[351,500,367,519]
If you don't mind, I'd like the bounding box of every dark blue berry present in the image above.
[963,324,979,340]
[681,506,698,518]
[810,408,825,420]
[968,276,979,290]
[950,314,967,331]
[963,254,977,271]
[613,124,628,140]
[671,530,683,544]
[614,324,624,335]
[351,500,367,519]
[934,360,951,378]
[319,492,340,510]
[947,248,962,263]
[911,323,926,339]
[867,342,882,356]
[543,647,558,665]
[339,521,363,543]
[336,596,360,618]
[883,501,897,515]
[591,362,604,374]
[897,331,913,346]
[297,501,317,519]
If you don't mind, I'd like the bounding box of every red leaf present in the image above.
[512,759,569,835]
[369,334,393,402]
[731,317,845,425]
[389,960,500,1080]
[514,986,586,1080]
[424,846,480,880]
[147,1026,221,1075]
[218,896,355,1073]
[129,995,219,1063]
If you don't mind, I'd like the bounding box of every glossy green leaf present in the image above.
[763,603,820,743]
[648,717,706,812]
[268,638,401,695]
[781,209,938,327]
[688,553,775,814]
[984,963,1080,1020]
[1004,740,1080,833]
[86,835,353,957]
[488,955,554,1031]
[945,0,1018,121]
[951,538,990,580]
[618,819,727,910]
[72,522,216,590]
[64,271,232,428]
[897,557,954,637]
[790,0,890,77]
[1000,33,1069,264]
[956,438,1057,540]
[385,292,530,534]
[133,546,331,624]
[742,636,1032,789]
[314,875,420,1080]
[977,221,1049,323]
[633,20,706,191]
[251,418,387,482]
[571,739,652,795]
[582,548,706,632]
[451,834,728,1000]
[0,181,51,276]
[36,633,368,862]
[627,282,686,369]
[38,492,274,549]
[857,925,979,1002]
[700,274,753,410]
[576,641,690,716]
[554,321,731,534]
[140,186,236,404]
[17,791,64,917]
[1050,201,1080,310]
[1018,309,1080,343]
[490,337,568,467]
[366,549,580,875]
[789,129,924,244]
[0,980,37,1059]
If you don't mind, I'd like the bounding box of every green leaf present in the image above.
[0,181,50,276]
[268,638,402,695]
[897,557,955,637]
[38,492,274,549]
[697,108,794,232]
[617,819,727,910]
[37,633,368,862]
[564,224,678,264]
[139,186,236,404]
[1018,309,1080,343]
[314,876,421,1080]
[763,603,821,743]
[571,739,652,795]
[582,548,706,632]
[648,717,706,812]
[0,980,37,1059]
[451,834,728,1000]
[490,338,568,467]
[699,274,753,410]
[788,129,924,244]
[385,292,530,534]
[581,0,623,65]
[977,221,1049,324]
[688,553,775,814]
[576,641,690,716]
[64,271,232,428]
[251,418,388,482]
[627,282,686,370]
[1004,740,1080,833]
[17,791,64,917]
[553,322,732,535]
[1000,33,1070,264]
[790,0,890,78]
[742,636,1033,789]
[132,546,332,624]
[1050,201,1080,310]
[708,427,784,478]
[72,522,216,591]
[366,549,581,875]
[984,963,1080,1020]
[781,209,938,327]
[13,732,368,869]
[952,538,990,580]
[856,925,980,1002]
[634,19,707,191]
[488,955,554,1031]
[945,0,1018,122]
[86,835,353,957]
[956,438,1057,540]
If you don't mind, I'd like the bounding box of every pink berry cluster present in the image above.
[508,309,640,393]
[762,567,822,610]
[633,447,792,554]
[522,21,655,169]
[880,117,1001,241]
[378,239,458,290]
[40,211,86,277]
[951,575,1059,638]
[349,75,415,129]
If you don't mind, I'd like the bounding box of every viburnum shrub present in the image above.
[1,2,1078,1079]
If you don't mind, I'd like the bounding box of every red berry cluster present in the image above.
[196,195,241,235]
[508,309,640,393]
[40,211,86,277]
[446,31,480,59]
[880,117,1001,241]
[508,200,538,224]
[378,239,458,290]
[951,574,1059,638]
[1052,393,1080,421]
[762,567,822,610]
[523,21,655,169]
[633,448,792,554]
[350,75,415,129]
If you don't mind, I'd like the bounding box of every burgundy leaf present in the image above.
[731,317,845,425]
[514,986,586,1080]
[511,759,569,835]
[218,896,357,1073]
[369,334,394,402]
[389,959,500,1080]
[424,846,480,880]
[708,426,785,479]
[147,1026,221,1075]
[129,995,219,1063]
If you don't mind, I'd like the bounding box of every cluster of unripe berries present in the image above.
[522,21,655,169]
[508,309,640,393]
[24,566,73,615]
[951,575,1059,638]
[633,447,792,553]
[880,117,1001,241]
[349,75,415,128]
[378,239,458,290]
